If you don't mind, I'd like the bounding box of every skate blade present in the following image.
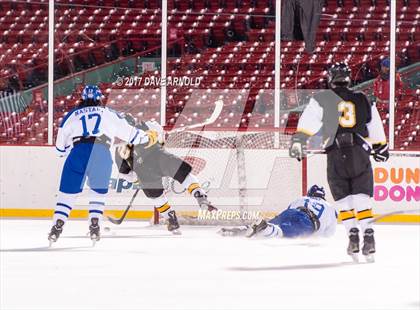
[91,237,100,247]
[171,229,182,235]
[349,253,359,263]
[90,233,100,247]
[364,254,375,263]
[245,228,257,238]
[48,236,57,247]
[217,228,233,237]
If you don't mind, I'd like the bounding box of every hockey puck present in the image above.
[104,227,111,232]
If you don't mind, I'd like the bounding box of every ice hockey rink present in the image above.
[0,219,419,310]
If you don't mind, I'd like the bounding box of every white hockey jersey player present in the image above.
[246,185,337,238]
[285,195,337,237]
[55,105,151,157]
[48,85,158,246]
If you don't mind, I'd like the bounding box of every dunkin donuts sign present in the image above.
[374,166,420,202]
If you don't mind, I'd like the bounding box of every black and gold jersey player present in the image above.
[115,117,217,234]
[289,63,390,262]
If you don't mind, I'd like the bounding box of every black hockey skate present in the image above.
[347,227,360,262]
[89,218,100,246]
[167,210,181,235]
[48,219,64,246]
[246,218,268,238]
[362,228,375,263]
[194,191,217,211]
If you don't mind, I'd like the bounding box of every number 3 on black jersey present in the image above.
[338,101,356,128]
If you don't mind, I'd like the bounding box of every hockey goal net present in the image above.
[154,129,306,225]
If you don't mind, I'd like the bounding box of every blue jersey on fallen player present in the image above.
[248,185,337,238]
[48,85,158,246]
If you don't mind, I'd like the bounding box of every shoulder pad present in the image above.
[106,108,126,119]
[59,106,84,127]
[312,89,340,108]
[355,92,370,105]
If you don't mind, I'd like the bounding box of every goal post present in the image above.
[153,128,306,225]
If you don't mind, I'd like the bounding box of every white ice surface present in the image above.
[0,220,419,310]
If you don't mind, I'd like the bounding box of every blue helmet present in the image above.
[381,58,390,68]
[307,185,326,200]
[81,85,103,101]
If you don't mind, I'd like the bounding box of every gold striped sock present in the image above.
[340,209,356,221]
[357,209,373,221]
[187,183,200,194]
[156,203,170,214]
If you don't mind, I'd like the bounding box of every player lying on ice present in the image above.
[48,85,159,246]
[114,116,217,234]
[219,185,337,239]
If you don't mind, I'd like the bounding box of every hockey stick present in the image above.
[369,209,420,223]
[106,187,140,225]
[306,150,420,157]
[169,99,224,133]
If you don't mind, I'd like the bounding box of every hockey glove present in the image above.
[289,133,309,161]
[145,130,159,148]
[145,120,165,145]
[372,143,389,162]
